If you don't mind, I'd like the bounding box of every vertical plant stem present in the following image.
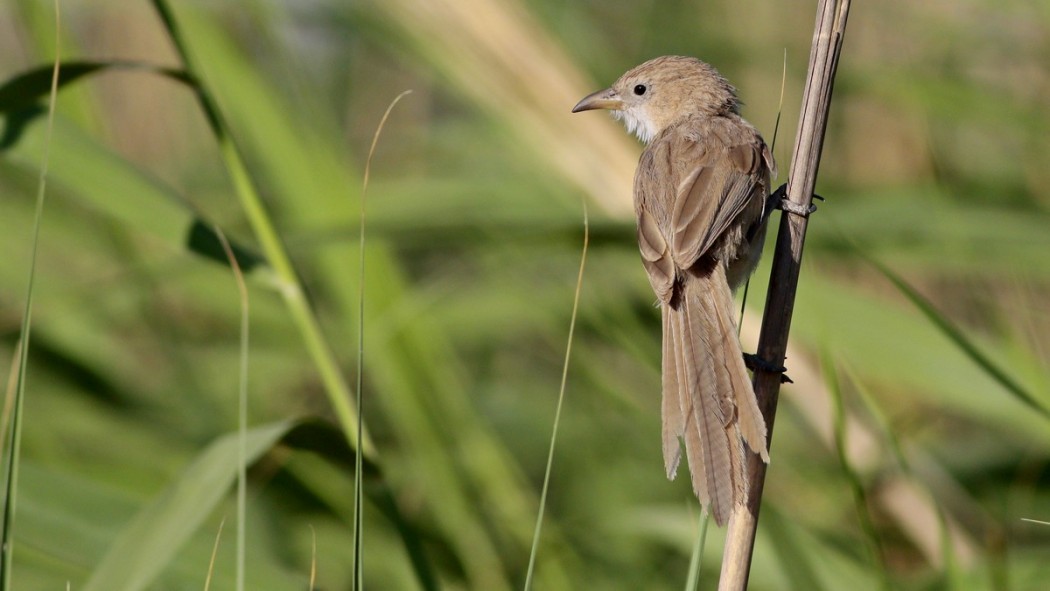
[149,0,375,457]
[214,228,249,591]
[0,2,60,588]
[352,89,412,591]
[684,513,710,591]
[718,1,851,589]
[524,203,589,590]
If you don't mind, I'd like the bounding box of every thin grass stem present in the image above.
[309,524,318,590]
[821,351,891,591]
[684,512,710,591]
[353,89,412,591]
[149,0,377,457]
[738,49,788,332]
[1,3,60,587]
[214,227,250,591]
[524,202,589,590]
[203,518,226,591]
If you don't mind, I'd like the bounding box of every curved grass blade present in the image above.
[259,422,441,591]
[862,254,1049,420]
[354,88,412,590]
[187,220,265,274]
[821,350,892,591]
[0,59,263,275]
[0,61,190,151]
[77,415,437,591]
[840,363,967,587]
[82,420,295,591]
[149,0,376,456]
[0,60,190,113]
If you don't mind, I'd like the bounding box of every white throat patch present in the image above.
[613,108,657,144]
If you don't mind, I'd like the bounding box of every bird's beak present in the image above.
[572,88,623,113]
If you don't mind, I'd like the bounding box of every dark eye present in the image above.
[633,84,647,96]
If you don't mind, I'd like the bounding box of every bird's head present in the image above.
[572,56,739,144]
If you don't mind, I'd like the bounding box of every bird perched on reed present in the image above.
[573,56,774,525]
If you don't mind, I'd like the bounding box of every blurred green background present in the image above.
[1,0,1049,589]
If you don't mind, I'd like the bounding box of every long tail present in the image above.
[661,265,769,526]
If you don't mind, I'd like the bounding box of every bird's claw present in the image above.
[766,183,822,219]
[743,353,793,384]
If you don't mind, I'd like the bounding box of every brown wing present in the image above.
[635,121,772,299]
[670,136,771,270]
[634,141,678,304]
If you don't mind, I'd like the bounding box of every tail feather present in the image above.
[707,284,752,506]
[659,265,770,526]
[680,280,735,525]
[680,395,710,509]
[711,270,770,463]
[661,305,684,479]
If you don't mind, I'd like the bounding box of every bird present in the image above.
[572,55,774,526]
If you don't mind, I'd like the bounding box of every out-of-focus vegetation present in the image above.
[1,0,1049,589]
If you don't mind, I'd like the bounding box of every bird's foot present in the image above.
[766,183,822,219]
[743,353,793,384]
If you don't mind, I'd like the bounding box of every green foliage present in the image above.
[1,0,1048,589]
[84,420,296,591]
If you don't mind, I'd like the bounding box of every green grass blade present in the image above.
[683,512,710,591]
[841,363,967,588]
[524,202,589,590]
[762,509,827,591]
[213,227,250,591]
[83,420,296,591]
[863,254,1050,420]
[246,422,442,591]
[0,61,190,113]
[821,350,891,591]
[149,0,375,456]
[0,4,61,587]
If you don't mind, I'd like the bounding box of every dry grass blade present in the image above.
[354,89,413,590]
[371,0,638,215]
[309,524,318,591]
[718,1,852,589]
[203,518,226,591]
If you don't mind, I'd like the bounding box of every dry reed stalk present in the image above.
[719,1,852,588]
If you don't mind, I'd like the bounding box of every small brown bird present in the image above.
[573,56,773,525]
